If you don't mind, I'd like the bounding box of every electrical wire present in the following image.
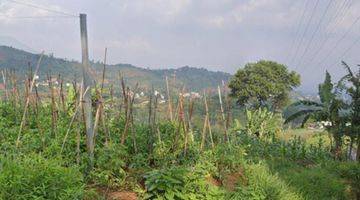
[289,0,321,67]
[285,0,310,65]
[3,0,77,17]
[0,14,77,19]
[316,14,360,68]
[300,0,353,69]
[295,0,334,70]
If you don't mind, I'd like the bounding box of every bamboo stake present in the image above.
[165,76,173,121]
[47,73,57,137]
[16,52,44,147]
[101,47,107,94]
[218,85,228,142]
[60,77,66,113]
[1,70,8,101]
[200,91,214,150]
[61,87,90,153]
[205,93,214,149]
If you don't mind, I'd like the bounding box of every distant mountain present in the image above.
[0,46,231,91]
[0,36,36,53]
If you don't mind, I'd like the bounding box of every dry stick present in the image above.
[109,84,114,108]
[120,75,128,119]
[1,70,8,101]
[11,70,19,109]
[34,83,41,114]
[129,87,138,153]
[147,87,154,152]
[178,92,188,155]
[200,114,208,151]
[121,83,138,145]
[200,92,214,150]
[99,47,110,146]
[218,85,228,142]
[92,95,101,144]
[47,73,58,137]
[78,83,87,164]
[16,52,44,147]
[10,71,18,119]
[165,76,173,121]
[60,77,66,113]
[205,93,214,149]
[61,87,90,153]
[223,83,232,140]
[187,97,194,142]
[101,47,107,93]
[121,87,130,144]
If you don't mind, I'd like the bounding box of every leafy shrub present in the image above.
[89,143,127,187]
[287,166,348,200]
[244,108,283,139]
[0,155,84,200]
[333,162,360,199]
[144,166,224,200]
[228,163,303,200]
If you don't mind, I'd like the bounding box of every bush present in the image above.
[228,163,303,200]
[0,155,84,200]
[144,166,224,200]
[89,143,127,188]
[288,166,348,200]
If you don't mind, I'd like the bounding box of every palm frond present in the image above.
[284,109,320,124]
[341,61,354,78]
[301,114,312,128]
[288,100,323,108]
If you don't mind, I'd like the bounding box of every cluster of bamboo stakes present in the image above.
[0,48,233,164]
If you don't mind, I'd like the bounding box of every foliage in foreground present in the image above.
[0,155,84,200]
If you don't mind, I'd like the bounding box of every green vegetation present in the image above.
[0,57,359,200]
[229,60,300,110]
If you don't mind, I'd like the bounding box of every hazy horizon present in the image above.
[1,0,360,92]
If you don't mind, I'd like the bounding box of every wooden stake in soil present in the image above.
[218,85,228,142]
[165,76,173,121]
[1,70,8,101]
[200,91,214,150]
[16,52,44,147]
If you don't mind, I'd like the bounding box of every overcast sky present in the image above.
[0,0,360,92]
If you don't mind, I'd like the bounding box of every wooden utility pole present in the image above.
[80,13,94,163]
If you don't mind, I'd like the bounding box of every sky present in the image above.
[0,0,360,93]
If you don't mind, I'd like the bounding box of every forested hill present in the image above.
[0,45,231,91]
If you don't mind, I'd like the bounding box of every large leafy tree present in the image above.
[285,71,346,157]
[229,60,300,110]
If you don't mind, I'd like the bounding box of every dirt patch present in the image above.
[222,169,247,191]
[205,175,222,187]
[108,191,138,200]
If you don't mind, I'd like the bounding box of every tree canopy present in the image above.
[228,60,300,109]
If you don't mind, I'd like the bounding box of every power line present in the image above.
[285,0,310,65]
[327,34,360,70]
[0,14,77,19]
[289,0,321,67]
[3,0,77,17]
[295,0,334,70]
[300,0,353,69]
[317,13,360,68]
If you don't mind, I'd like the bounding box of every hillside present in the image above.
[0,46,231,91]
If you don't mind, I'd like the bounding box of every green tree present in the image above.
[229,60,300,110]
[285,71,346,158]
